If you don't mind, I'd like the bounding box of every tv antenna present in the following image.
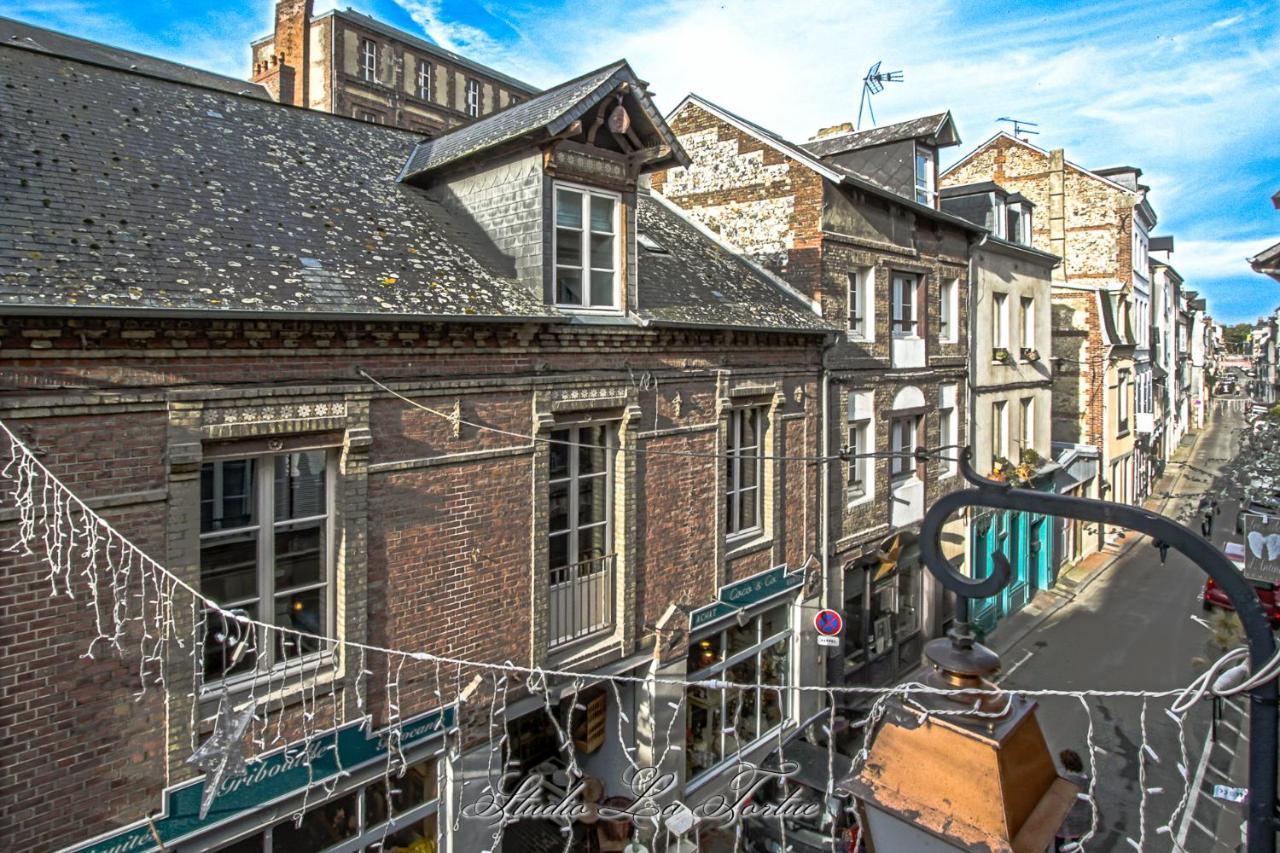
[997,116,1040,140]
[857,61,903,130]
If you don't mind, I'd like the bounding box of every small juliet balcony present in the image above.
[549,553,615,649]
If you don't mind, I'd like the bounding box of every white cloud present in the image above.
[1171,237,1279,280]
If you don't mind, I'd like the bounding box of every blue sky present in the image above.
[9,0,1279,324]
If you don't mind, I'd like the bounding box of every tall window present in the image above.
[848,390,873,499]
[727,408,764,537]
[553,183,619,310]
[992,401,1008,460]
[1021,296,1035,353]
[200,451,330,681]
[939,278,957,343]
[466,78,480,117]
[1118,370,1130,434]
[548,425,614,645]
[1020,397,1034,454]
[891,273,917,338]
[939,384,958,477]
[890,415,918,481]
[685,606,790,780]
[914,147,934,206]
[847,271,864,338]
[360,38,379,83]
[417,60,433,101]
[993,292,1009,351]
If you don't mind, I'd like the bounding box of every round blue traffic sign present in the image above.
[814,609,843,636]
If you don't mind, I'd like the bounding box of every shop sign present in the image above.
[690,564,804,631]
[1242,514,1280,584]
[72,704,454,853]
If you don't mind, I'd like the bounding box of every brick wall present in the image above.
[0,313,823,849]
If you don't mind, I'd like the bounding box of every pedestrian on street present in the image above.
[1200,497,1219,537]
[1056,749,1092,850]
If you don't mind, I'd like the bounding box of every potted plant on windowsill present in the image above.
[1021,347,1041,362]
[993,347,1011,364]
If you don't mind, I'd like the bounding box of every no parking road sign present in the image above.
[814,609,843,646]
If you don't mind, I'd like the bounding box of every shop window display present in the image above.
[685,605,792,782]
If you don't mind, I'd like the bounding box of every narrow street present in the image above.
[991,402,1254,851]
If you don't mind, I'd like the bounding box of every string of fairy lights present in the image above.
[2,402,1276,851]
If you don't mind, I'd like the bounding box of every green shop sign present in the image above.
[73,705,454,853]
[690,564,804,631]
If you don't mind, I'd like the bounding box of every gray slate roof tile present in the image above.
[801,112,954,158]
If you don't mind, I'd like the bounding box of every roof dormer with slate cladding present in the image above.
[398,61,695,318]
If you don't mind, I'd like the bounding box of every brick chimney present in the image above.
[811,122,854,140]
[260,0,311,106]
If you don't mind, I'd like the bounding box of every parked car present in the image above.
[1202,542,1280,627]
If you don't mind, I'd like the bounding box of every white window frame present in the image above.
[914,145,935,206]
[939,384,958,478]
[940,278,958,343]
[416,59,433,102]
[1021,296,1035,354]
[552,181,622,312]
[1118,370,1130,434]
[993,292,1009,351]
[889,414,919,482]
[993,400,1008,461]
[1020,397,1034,455]
[891,273,918,339]
[847,390,875,504]
[360,38,379,83]
[199,450,335,689]
[727,408,765,539]
[466,78,481,117]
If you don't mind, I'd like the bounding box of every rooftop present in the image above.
[801,112,959,158]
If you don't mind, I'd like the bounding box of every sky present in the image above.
[8,0,1279,324]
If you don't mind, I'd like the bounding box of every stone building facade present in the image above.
[942,134,1144,558]
[0,32,839,852]
[250,0,538,134]
[650,98,980,698]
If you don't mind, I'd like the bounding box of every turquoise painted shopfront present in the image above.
[969,506,1056,638]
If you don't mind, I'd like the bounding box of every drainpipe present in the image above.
[964,230,990,599]
[820,333,838,696]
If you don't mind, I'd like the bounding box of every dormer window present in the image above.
[1006,203,1030,245]
[554,182,620,311]
[914,146,935,206]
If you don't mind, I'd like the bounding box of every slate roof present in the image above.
[939,181,1035,208]
[0,16,269,100]
[800,112,956,158]
[635,194,829,333]
[0,45,554,320]
[0,44,825,333]
[400,60,687,182]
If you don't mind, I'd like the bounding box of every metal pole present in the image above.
[918,449,1278,852]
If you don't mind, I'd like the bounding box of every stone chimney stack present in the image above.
[265,0,311,106]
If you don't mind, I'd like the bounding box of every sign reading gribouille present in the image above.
[72,705,453,853]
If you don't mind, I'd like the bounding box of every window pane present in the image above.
[556,269,583,305]
[578,524,609,562]
[760,605,788,639]
[590,233,613,270]
[740,456,759,489]
[741,410,760,448]
[203,602,258,679]
[274,521,324,591]
[548,481,570,533]
[590,271,614,307]
[275,586,325,657]
[727,621,756,656]
[270,790,359,849]
[727,656,759,748]
[577,475,608,526]
[556,190,582,228]
[200,530,260,604]
[549,430,571,479]
[577,426,607,474]
[738,487,758,530]
[555,228,582,267]
[589,196,614,232]
[201,459,256,532]
[274,452,325,521]
[377,813,438,852]
[688,633,723,673]
[687,684,723,778]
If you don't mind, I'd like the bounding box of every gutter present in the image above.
[0,303,567,325]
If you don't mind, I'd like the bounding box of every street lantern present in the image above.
[845,624,1079,852]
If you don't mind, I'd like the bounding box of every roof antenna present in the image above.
[997,116,1039,142]
[857,61,903,130]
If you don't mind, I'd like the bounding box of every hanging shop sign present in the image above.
[1242,514,1280,584]
[690,564,804,631]
[72,704,454,853]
